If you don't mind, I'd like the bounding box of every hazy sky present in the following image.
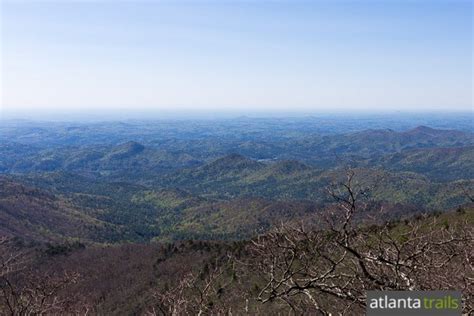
[1,0,472,118]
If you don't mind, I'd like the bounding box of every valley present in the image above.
[0,116,473,314]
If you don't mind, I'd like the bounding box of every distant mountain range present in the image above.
[1,126,472,179]
[0,121,472,243]
[1,118,473,315]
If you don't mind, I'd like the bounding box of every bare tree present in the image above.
[0,236,82,315]
[245,170,474,314]
[148,256,236,316]
[457,182,474,203]
[0,237,29,279]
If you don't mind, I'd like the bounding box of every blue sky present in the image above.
[1,0,472,118]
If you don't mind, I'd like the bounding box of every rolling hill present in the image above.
[0,177,123,242]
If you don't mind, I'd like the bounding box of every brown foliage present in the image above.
[0,237,82,315]
[243,171,474,314]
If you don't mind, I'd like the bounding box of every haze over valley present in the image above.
[1,0,472,314]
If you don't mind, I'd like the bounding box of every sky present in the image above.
[0,0,472,119]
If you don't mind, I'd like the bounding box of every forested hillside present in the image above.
[1,117,473,314]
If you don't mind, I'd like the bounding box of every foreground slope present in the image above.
[1,207,471,315]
